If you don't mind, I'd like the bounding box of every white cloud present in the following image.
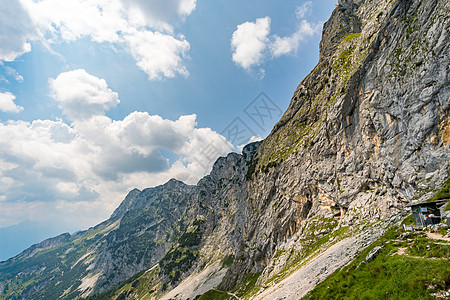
[270,20,320,57]
[20,0,126,43]
[0,114,231,226]
[125,30,190,80]
[231,2,321,75]
[231,17,271,70]
[2,0,196,80]
[5,67,24,82]
[107,113,192,155]
[123,0,196,30]
[178,0,196,16]
[0,0,35,61]
[295,1,312,19]
[0,70,233,229]
[49,69,120,120]
[0,92,24,113]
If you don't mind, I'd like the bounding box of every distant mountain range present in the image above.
[0,221,79,262]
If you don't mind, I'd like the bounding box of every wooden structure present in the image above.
[409,202,441,228]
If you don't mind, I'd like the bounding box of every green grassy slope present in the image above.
[304,222,450,300]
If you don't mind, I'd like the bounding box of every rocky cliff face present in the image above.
[221,0,449,287]
[0,0,448,299]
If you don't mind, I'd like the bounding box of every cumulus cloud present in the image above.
[20,0,126,43]
[108,113,193,155]
[0,0,35,61]
[1,0,196,79]
[0,92,24,113]
[125,30,190,80]
[270,20,320,57]
[231,17,271,70]
[0,70,233,229]
[0,114,231,224]
[231,2,321,75]
[124,0,196,30]
[49,69,120,120]
[295,1,312,19]
[4,67,24,82]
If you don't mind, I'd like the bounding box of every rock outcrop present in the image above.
[221,0,449,287]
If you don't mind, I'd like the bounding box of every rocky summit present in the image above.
[1,0,449,299]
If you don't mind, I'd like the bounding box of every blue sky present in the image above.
[0,0,336,260]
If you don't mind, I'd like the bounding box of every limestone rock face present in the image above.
[221,0,449,287]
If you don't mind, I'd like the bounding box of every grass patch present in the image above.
[342,32,361,43]
[305,256,449,299]
[86,270,147,300]
[178,230,202,247]
[160,246,198,285]
[86,265,161,300]
[198,289,235,300]
[304,227,450,300]
[406,235,449,259]
[401,214,414,225]
[222,255,234,268]
[231,272,262,298]
[429,177,450,202]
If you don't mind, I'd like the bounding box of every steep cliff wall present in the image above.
[220,0,449,289]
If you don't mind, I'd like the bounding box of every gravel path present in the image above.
[426,232,450,242]
[251,225,389,300]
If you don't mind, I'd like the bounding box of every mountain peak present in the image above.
[110,187,142,220]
